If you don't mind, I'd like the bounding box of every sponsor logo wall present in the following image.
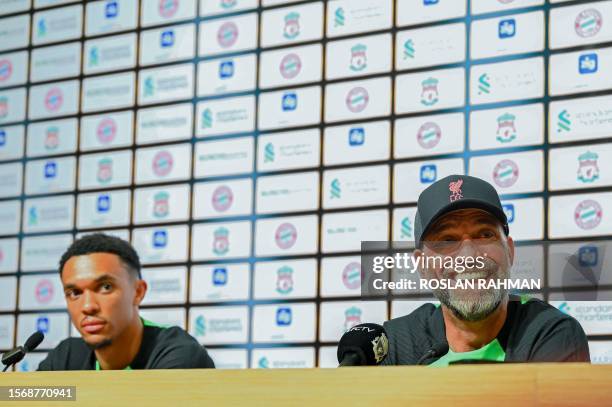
[0,0,611,369]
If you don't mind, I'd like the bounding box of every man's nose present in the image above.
[455,235,479,256]
[81,291,100,315]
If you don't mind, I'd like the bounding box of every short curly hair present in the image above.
[59,233,141,279]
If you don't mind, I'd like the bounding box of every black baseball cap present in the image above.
[414,175,509,248]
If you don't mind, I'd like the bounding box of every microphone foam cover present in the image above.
[337,323,389,366]
[24,331,44,353]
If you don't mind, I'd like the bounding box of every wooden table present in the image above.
[0,363,610,406]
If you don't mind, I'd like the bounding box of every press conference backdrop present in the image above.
[1,0,612,370]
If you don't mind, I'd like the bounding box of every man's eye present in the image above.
[65,290,80,299]
[479,230,497,239]
[100,283,113,292]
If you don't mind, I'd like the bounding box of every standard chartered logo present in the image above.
[330,178,341,199]
[37,19,47,37]
[89,47,99,66]
[258,357,269,368]
[220,0,237,9]
[557,109,571,133]
[144,77,155,97]
[403,39,415,59]
[264,142,275,163]
[201,108,213,129]
[257,357,307,368]
[400,217,413,239]
[194,315,243,336]
[572,304,612,321]
[478,73,491,95]
[334,7,345,27]
[28,207,38,225]
[195,315,206,336]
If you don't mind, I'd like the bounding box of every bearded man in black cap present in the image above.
[382,175,589,366]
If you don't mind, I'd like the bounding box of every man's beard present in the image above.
[430,256,509,322]
[85,338,112,350]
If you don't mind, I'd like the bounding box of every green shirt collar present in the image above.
[429,338,506,367]
[94,317,165,370]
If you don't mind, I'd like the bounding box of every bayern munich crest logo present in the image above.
[417,122,442,149]
[159,0,179,18]
[346,87,369,113]
[35,279,54,304]
[275,222,297,250]
[152,150,174,177]
[217,22,239,48]
[575,9,603,38]
[492,159,519,188]
[45,88,63,112]
[97,118,117,144]
[212,185,234,212]
[0,59,12,82]
[342,262,361,290]
[574,200,602,230]
[279,53,302,79]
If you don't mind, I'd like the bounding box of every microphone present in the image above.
[1,331,44,372]
[337,323,389,367]
[416,342,449,365]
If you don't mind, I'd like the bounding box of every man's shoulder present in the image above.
[514,297,586,338]
[508,297,589,361]
[154,325,199,345]
[508,297,586,346]
[517,297,578,326]
[147,325,215,368]
[382,302,442,365]
[50,337,91,356]
[384,302,440,333]
[38,337,92,371]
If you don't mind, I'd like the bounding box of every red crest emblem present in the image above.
[449,179,463,202]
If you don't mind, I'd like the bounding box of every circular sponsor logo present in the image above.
[342,262,361,290]
[0,97,7,117]
[97,118,117,144]
[221,0,237,9]
[152,150,173,177]
[0,59,12,82]
[574,200,603,230]
[492,159,519,188]
[575,9,603,38]
[345,87,369,113]
[279,53,302,79]
[212,185,234,212]
[159,0,179,18]
[35,279,54,304]
[217,22,239,48]
[44,88,63,112]
[417,122,442,149]
[275,222,297,250]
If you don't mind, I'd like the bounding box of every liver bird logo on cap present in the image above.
[449,179,463,202]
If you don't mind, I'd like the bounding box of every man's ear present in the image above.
[134,279,147,306]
